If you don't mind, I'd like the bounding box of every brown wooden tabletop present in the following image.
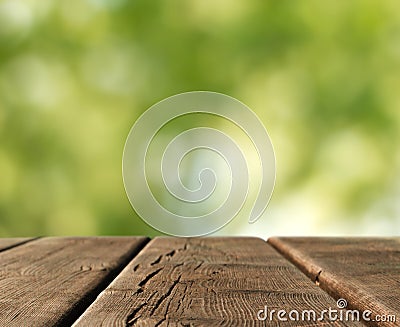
[0,237,398,326]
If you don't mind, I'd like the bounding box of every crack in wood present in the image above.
[165,249,176,258]
[138,268,163,288]
[154,279,181,327]
[149,275,181,316]
[125,292,156,326]
[193,260,204,272]
[315,270,322,286]
[176,283,190,314]
[125,302,145,325]
[125,275,182,326]
[150,255,162,266]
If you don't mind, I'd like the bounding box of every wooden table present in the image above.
[0,237,398,326]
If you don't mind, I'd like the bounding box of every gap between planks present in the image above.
[0,237,40,253]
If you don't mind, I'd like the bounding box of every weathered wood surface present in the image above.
[0,238,33,252]
[0,237,148,326]
[74,237,360,326]
[269,237,400,327]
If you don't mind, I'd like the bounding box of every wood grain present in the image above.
[0,236,148,326]
[269,237,400,327]
[74,237,361,326]
[0,238,34,252]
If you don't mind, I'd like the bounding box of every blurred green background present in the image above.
[0,0,399,237]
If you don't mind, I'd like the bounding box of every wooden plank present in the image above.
[74,237,362,326]
[0,236,148,326]
[0,238,34,252]
[269,237,400,327]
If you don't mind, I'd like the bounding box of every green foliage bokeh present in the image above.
[0,0,399,236]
